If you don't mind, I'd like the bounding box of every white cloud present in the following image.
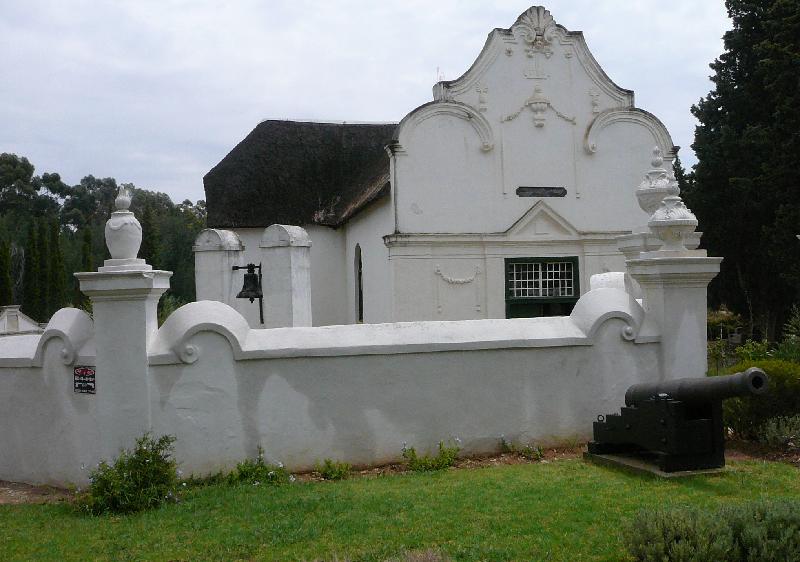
[0,0,730,202]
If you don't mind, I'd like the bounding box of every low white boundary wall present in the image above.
[147,291,656,474]
[0,286,668,485]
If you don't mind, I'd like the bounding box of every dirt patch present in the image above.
[0,480,71,505]
[726,439,800,467]
[296,446,584,483]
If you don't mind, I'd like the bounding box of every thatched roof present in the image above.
[204,120,397,229]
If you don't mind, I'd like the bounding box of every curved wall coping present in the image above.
[0,307,96,368]
[149,288,652,365]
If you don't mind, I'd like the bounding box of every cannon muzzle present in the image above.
[624,367,768,407]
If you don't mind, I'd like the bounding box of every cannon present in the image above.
[587,368,768,473]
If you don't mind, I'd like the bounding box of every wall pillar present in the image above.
[625,195,721,380]
[193,228,244,303]
[75,187,172,460]
[627,255,720,379]
[259,224,312,328]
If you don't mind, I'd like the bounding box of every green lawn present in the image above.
[1,459,798,561]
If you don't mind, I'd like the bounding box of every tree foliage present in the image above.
[21,223,40,321]
[0,240,12,307]
[0,153,205,321]
[684,0,800,339]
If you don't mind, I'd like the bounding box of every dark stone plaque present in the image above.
[516,186,567,197]
[73,366,96,394]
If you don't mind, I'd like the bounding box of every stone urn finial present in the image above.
[635,147,680,215]
[648,195,698,252]
[105,186,142,260]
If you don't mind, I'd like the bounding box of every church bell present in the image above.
[232,263,264,324]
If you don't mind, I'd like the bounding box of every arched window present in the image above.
[354,244,364,323]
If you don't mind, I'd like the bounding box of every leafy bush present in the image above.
[157,293,186,326]
[734,339,771,362]
[624,500,800,561]
[711,360,800,439]
[772,338,800,363]
[707,307,742,340]
[76,433,178,515]
[783,304,800,341]
[226,447,290,486]
[707,339,732,375]
[315,458,352,481]
[402,440,460,472]
[499,435,544,461]
[760,415,800,450]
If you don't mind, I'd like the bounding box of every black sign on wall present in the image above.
[516,186,567,197]
[74,366,96,394]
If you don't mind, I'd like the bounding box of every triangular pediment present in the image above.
[505,201,579,240]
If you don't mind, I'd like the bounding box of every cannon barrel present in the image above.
[625,367,768,407]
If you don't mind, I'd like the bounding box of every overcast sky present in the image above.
[0,1,731,204]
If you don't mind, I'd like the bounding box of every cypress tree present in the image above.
[685,0,800,339]
[21,222,40,321]
[0,240,13,306]
[37,220,51,319]
[139,203,159,267]
[74,227,94,307]
[49,220,66,313]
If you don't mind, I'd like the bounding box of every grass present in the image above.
[1,459,799,561]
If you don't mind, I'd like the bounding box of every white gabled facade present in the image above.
[217,6,682,327]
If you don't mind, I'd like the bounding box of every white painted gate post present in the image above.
[75,187,172,460]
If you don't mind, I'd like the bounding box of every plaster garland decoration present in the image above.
[502,86,576,126]
[635,147,680,215]
[104,186,142,260]
[648,195,698,252]
[434,265,481,285]
[433,265,483,315]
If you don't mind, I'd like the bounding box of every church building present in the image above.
[203,6,677,326]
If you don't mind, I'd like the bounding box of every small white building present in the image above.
[204,6,678,326]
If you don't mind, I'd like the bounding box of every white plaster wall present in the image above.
[233,226,348,327]
[344,197,394,324]
[150,318,659,475]
[0,338,101,486]
[306,225,347,326]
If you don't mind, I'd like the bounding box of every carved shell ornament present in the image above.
[635,147,680,215]
[513,6,557,47]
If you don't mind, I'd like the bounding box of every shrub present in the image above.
[76,433,178,515]
[402,440,460,472]
[710,360,800,439]
[734,339,771,362]
[760,415,800,450]
[316,458,351,481]
[226,447,290,486]
[772,338,800,363]
[707,339,731,375]
[499,435,544,461]
[707,307,742,340]
[624,500,800,561]
[157,294,185,326]
[783,304,800,341]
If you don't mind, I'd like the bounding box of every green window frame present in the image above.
[505,256,580,318]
